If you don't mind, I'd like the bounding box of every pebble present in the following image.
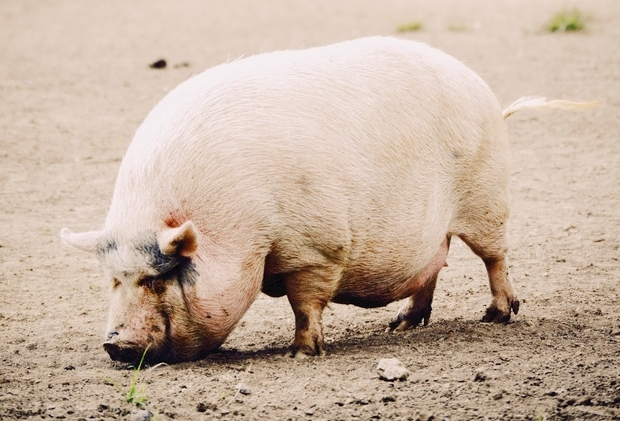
[474,369,488,382]
[236,382,251,395]
[149,59,167,69]
[377,358,410,381]
[131,409,154,421]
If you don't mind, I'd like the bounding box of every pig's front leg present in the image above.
[284,267,341,358]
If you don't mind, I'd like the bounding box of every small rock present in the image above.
[377,358,410,381]
[131,409,153,421]
[196,402,218,413]
[236,382,251,395]
[577,396,593,406]
[474,369,487,382]
[545,388,564,397]
[149,59,167,69]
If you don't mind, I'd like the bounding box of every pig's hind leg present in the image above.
[284,266,342,358]
[462,236,520,323]
[387,237,450,332]
[387,273,439,332]
[454,194,520,323]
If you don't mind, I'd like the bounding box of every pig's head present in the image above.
[61,221,230,364]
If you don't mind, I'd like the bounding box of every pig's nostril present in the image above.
[107,331,119,340]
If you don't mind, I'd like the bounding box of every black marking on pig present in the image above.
[137,232,198,286]
[177,260,198,286]
[96,238,117,256]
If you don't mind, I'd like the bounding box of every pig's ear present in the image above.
[158,221,199,257]
[60,228,102,253]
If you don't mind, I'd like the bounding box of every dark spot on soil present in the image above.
[149,59,167,69]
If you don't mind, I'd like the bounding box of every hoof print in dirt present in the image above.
[377,357,410,381]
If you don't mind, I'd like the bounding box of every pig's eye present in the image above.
[112,278,121,289]
[139,275,166,294]
[140,276,156,289]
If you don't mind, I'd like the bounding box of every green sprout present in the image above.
[547,10,585,32]
[125,345,150,406]
[397,21,423,33]
[105,345,151,407]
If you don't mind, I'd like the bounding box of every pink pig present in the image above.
[61,36,584,363]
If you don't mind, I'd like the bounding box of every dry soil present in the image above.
[1,1,619,420]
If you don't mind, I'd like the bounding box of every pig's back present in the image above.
[108,37,505,277]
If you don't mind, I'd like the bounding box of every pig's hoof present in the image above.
[482,299,520,323]
[285,341,325,359]
[285,349,310,359]
[387,306,432,332]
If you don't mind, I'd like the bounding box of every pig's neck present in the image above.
[185,247,264,348]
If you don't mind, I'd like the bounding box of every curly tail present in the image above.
[503,96,598,120]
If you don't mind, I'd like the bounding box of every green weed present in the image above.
[125,345,150,406]
[397,21,423,33]
[104,345,151,407]
[547,10,585,32]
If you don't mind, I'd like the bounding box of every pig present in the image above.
[61,36,585,363]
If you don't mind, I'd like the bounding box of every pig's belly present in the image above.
[333,237,449,308]
[332,286,404,308]
[261,238,450,308]
[332,272,424,308]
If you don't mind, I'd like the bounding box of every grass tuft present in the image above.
[397,21,423,33]
[125,345,150,406]
[547,10,585,32]
[105,345,151,407]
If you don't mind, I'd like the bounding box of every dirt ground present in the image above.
[1,0,619,420]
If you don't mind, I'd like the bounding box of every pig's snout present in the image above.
[103,333,144,363]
